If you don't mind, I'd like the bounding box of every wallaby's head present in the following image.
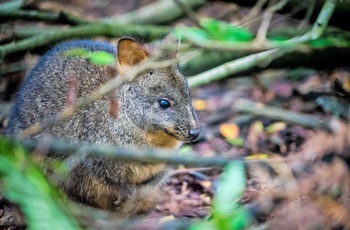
[115,37,199,148]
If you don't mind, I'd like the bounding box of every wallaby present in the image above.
[5,37,200,216]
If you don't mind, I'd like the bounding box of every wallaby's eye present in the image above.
[149,71,153,75]
[158,99,171,109]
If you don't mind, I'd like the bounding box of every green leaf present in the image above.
[213,161,246,215]
[227,208,252,229]
[174,26,210,44]
[179,145,193,154]
[227,137,244,147]
[88,51,115,65]
[308,38,334,48]
[188,220,217,230]
[253,121,264,133]
[63,49,115,65]
[0,137,80,230]
[63,48,89,58]
[200,18,253,42]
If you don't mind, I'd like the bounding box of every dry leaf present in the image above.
[219,123,240,139]
[266,122,286,134]
[158,215,175,225]
[193,99,207,111]
[200,181,212,189]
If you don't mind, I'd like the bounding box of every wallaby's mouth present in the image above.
[146,130,181,149]
[169,128,200,143]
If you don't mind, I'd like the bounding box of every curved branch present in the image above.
[0,23,170,58]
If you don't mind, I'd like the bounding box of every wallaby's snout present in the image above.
[188,108,200,142]
[189,127,200,141]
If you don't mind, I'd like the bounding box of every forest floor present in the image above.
[1,0,350,229]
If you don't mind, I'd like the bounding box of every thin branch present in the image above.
[14,137,285,168]
[0,9,89,25]
[0,103,13,117]
[181,38,310,52]
[241,0,268,24]
[255,0,289,43]
[0,61,26,75]
[0,23,170,59]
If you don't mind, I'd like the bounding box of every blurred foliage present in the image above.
[0,137,80,230]
[174,18,253,44]
[189,161,251,230]
[174,17,350,50]
[63,48,115,65]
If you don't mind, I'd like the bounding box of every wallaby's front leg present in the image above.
[62,164,137,213]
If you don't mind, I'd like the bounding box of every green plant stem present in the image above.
[0,23,170,59]
[295,0,337,41]
[187,48,288,88]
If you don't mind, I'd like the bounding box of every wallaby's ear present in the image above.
[162,34,178,59]
[117,38,148,71]
[163,33,178,45]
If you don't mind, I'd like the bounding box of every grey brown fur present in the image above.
[5,38,199,216]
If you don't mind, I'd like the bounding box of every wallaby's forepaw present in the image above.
[112,184,136,208]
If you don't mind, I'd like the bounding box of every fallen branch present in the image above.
[234,99,333,132]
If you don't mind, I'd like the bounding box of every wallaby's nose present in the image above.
[189,128,200,141]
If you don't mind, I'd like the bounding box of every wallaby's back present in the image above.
[5,37,199,215]
[6,40,116,142]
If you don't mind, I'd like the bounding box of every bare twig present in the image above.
[241,0,268,24]
[255,0,291,43]
[170,167,213,176]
